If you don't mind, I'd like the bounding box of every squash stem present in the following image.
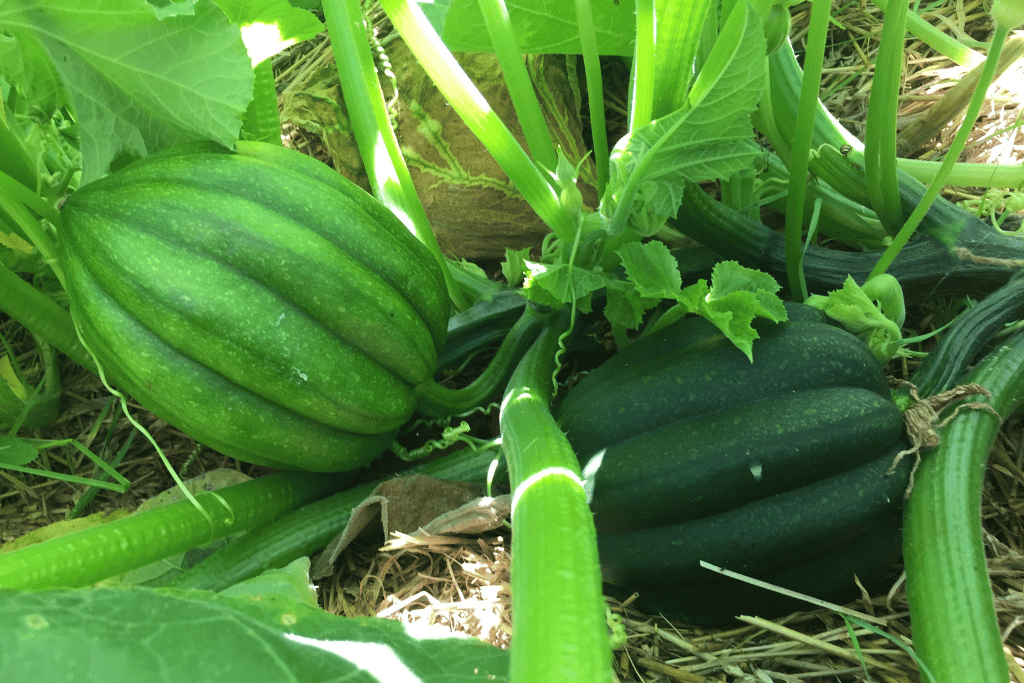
[376,0,579,245]
[862,0,908,236]
[671,178,1024,305]
[0,470,351,590]
[476,0,557,172]
[416,306,547,417]
[319,0,468,310]
[572,0,608,196]
[903,328,1024,683]
[781,0,831,303]
[499,307,611,682]
[868,24,1010,280]
[0,265,96,373]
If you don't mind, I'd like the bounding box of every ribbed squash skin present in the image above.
[60,142,449,472]
[557,307,910,623]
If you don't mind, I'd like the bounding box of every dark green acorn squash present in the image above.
[556,306,911,624]
[60,141,449,472]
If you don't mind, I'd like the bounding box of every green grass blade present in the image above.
[844,615,938,683]
[69,426,134,519]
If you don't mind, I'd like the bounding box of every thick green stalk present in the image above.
[869,25,1010,280]
[651,0,712,118]
[762,40,1022,251]
[903,329,1024,683]
[0,118,39,193]
[671,179,1022,305]
[476,0,556,172]
[761,43,867,204]
[378,0,578,244]
[573,0,608,196]
[863,0,907,235]
[0,265,95,373]
[319,0,467,310]
[897,157,1024,189]
[761,152,886,245]
[870,0,986,64]
[782,0,830,302]
[0,170,61,228]
[0,470,349,590]
[0,184,62,287]
[416,306,547,417]
[499,308,610,682]
[629,0,655,130]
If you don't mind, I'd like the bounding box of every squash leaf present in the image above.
[436,0,636,56]
[805,274,906,364]
[213,0,324,65]
[0,435,40,466]
[600,3,766,237]
[618,240,683,299]
[0,0,253,183]
[677,261,788,362]
[603,279,657,331]
[521,262,606,313]
[0,585,509,682]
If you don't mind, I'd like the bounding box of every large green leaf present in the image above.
[213,0,324,64]
[437,0,635,55]
[0,0,253,182]
[602,3,767,236]
[0,586,509,682]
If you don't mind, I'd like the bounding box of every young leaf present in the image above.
[522,262,606,313]
[603,3,766,237]
[804,274,906,364]
[0,0,254,182]
[617,240,682,299]
[604,279,655,330]
[0,356,26,400]
[502,246,533,287]
[704,259,788,324]
[678,261,787,362]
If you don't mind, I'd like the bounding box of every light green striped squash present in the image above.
[60,141,449,472]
